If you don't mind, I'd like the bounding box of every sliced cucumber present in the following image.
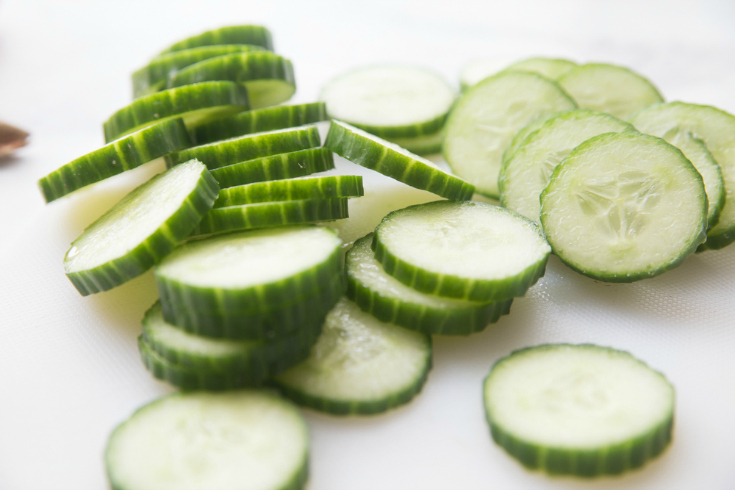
[214,175,364,207]
[502,113,558,165]
[105,391,308,490]
[104,81,249,143]
[483,344,674,477]
[557,63,663,120]
[274,298,432,415]
[166,125,321,170]
[168,52,295,109]
[443,71,577,198]
[194,102,328,145]
[325,120,474,200]
[540,132,707,282]
[64,159,218,295]
[373,201,551,302]
[347,235,512,335]
[460,57,577,91]
[500,110,636,222]
[157,25,274,54]
[387,130,444,155]
[39,118,191,203]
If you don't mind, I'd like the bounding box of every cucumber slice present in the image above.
[540,132,707,282]
[105,391,308,490]
[500,110,636,222]
[557,63,663,120]
[214,175,364,207]
[387,130,444,155]
[157,25,274,54]
[64,159,218,296]
[460,57,577,91]
[324,120,474,200]
[347,235,513,335]
[104,81,250,143]
[502,113,557,165]
[443,71,577,198]
[210,148,334,189]
[168,52,295,109]
[167,125,321,170]
[194,102,328,145]
[373,201,551,302]
[320,65,455,139]
[39,118,191,203]
[274,298,432,415]
[132,45,265,99]
[483,344,674,477]
[630,102,735,249]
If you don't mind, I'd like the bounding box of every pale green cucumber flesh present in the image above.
[460,57,577,91]
[214,175,364,207]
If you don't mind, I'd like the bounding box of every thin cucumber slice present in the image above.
[194,102,328,145]
[460,57,577,91]
[104,81,250,143]
[373,201,551,302]
[320,65,455,139]
[157,25,274,54]
[274,298,432,415]
[630,102,735,249]
[540,132,707,282]
[325,120,474,200]
[215,175,364,207]
[133,45,265,99]
[443,71,577,198]
[500,110,636,223]
[386,130,444,155]
[347,235,512,335]
[166,125,321,171]
[168,52,295,109]
[210,148,334,189]
[484,344,674,477]
[39,118,191,203]
[64,159,218,296]
[105,391,308,490]
[557,63,663,120]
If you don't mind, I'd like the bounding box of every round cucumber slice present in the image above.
[157,25,274,54]
[500,110,636,223]
[64,159,218,296]
[483,344,674,477]
[540,132,707,282]
[557,63,663,120]
[214,175,364,207]
[104,81,250,143]
[324,120,474,201]
[373,201,551,302]
[386,129,444,155]
[274,298,432,415]
[39,118,192,203]
[460,57,577,91]
[105,391,308,490]
[443,71,577,198]
[347,235,513,335]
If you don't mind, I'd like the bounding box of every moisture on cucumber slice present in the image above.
[64,159,218,295]
[104,81,250,143]
[214,175,364,207]
[483,344,674,477]
[347,235,512,335]
[387,129,444,155]
[460,57,577,92]
[168,52,295,109]
[373,201,551,302]
[557,63,663,120]
[274,298,432,415]
[500,110,636,223]
[325,120,474,200]
[540,132,707,282]
[157,25,274,54]
[443,71,577,198]
[194,102,328,145]
[105,391,308,490]
[39,118,192,203]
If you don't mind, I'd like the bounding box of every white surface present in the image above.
[2,1,735,489]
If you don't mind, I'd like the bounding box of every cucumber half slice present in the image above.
[157,25,274,54]
[540,132,707,282]
[64,159,218,295]
[484,344,674,477]
[214,175,364,207]
[373,201,551,302]
[460,57,577,91]
[274,298,432,415]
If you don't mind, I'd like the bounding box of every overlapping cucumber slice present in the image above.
[214,175,364,207]
[460,57,577,91]
[157,25,274,54]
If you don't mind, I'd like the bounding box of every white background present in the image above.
[1,1,735,488]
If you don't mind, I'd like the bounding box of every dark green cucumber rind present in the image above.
[166,125,321,170]
[324,120,474,201]
[39,118,192,203]
[214,176,364,207]
[210,148,335,189]
[339,112,447,140]
[192,198,350,236]
[65,164,219,296]
[194,102,328,145]
[158,25,274,54]
[104,82,250,143]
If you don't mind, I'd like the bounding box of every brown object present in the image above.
[0,122,29,158]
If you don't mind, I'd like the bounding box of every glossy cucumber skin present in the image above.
[158,25,274,54]
[215,175,363,207]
